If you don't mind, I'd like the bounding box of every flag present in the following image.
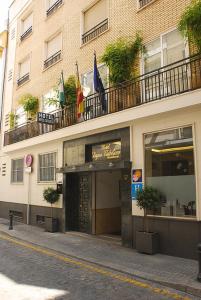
[76,62,84,119]
[93,53,107,112]
[59,71,66,108]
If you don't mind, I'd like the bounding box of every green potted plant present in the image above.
[101,33,144,110]
[179,0,201,53]
[43,187,60,232]
[136,186,164,254]
[9,112,17,129]
[18,94,39,121]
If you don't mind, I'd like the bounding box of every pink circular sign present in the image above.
[25,154,33,167]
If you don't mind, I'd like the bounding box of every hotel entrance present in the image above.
[63,128,132,247]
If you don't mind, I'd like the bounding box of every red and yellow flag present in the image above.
[76,63,84,119]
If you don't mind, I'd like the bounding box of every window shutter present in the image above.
[47,33,62,58]
[22,14,33,33]
[84,0,107,32]
[19,59,30,78]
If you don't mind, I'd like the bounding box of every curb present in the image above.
[0,230,200,298]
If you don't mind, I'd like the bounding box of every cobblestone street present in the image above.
[0,235,198,300]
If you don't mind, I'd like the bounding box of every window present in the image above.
[21,13,33,41]
[46,0,63,17]
[143,29,187,101]
[82,0,108,44]
[145,126,196,218]
[16,106,26,127]
[42,89,59,113]
[11,159,24,183]
[82,64,108,97]
[17,58,30,86]
[44,33,62,69]
[38,153,56,182]
[144,29,186,73]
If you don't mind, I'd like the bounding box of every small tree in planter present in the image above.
[136,186,164,254]
[18,94,39,121]
[43,187,60,233]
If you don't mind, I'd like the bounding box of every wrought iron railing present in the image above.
[4,54,201,146]
[139,0,153,8]
[46,0,63,17]
[44,50,61,69]
[20,26,32,41]
[17,73,30,86]
[82,19,108,44]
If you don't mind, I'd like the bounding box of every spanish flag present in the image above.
[76,62,84,119]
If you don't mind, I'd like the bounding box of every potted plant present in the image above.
[43,187,60,233]
[101,33,144,111]
[9,112,17,129]
[136,186,163,254]
[179,0,201,53]
[18,94,39,121]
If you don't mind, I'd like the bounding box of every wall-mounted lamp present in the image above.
[108,162,114,167]
[89,163,93,169]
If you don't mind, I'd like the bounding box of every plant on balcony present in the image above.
[43,187,60,232]
[135,186,164,254]
[9,112,17,129]
[46,75,76,108]
[18,94,39,120]
[101,33,144,86]
[179,0,201,52]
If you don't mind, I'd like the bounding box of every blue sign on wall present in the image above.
[131,183,143,200]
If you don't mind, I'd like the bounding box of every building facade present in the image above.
[0,0,201,259]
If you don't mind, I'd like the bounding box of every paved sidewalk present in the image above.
[0,218,200,298]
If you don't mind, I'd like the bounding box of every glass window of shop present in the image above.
[144,126,196,218]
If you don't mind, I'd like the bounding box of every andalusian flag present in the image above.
[76,62,84,119]
[59,71,66,108]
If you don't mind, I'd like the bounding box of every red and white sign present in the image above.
[25,154,33,167]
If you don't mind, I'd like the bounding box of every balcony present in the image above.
[4,53,201,146]
[44,50,61,69]
[139,0,153,8]
[82,19,108,44]
[17,73,30,87]
[20,26,32,42]
[46,0,63,17]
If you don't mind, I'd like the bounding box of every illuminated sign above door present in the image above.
[92,141,121,161]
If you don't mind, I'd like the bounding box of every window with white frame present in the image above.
[18,57,30,85]
[144,29,186,73]
[82,64,108,97]
[82,0,108,44]
[42,89,59,113]
[44,33,62,69]
[11,159,24,183]
[16,106,26,127]
[38,152,56,182]
[21,13,33,40]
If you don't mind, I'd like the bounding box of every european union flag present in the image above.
[93,53,107,112]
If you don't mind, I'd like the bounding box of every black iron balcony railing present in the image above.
[46,0,63,17]
[44,50,61,69]
[20,26,32,42]
[82,19,108,44]
[4,53,201,146]
[139,0,153,8]
[17,73,30,86]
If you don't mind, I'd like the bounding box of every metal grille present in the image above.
[17,73,29,86]
[46,0,63,17]
[82,19,108,44]
[139,0,153,8]
[20,26,32,41]
[44,50,61,69]
[39,152,56,182]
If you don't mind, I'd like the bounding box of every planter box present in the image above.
[136,231,159,255]
[45,217,59,233]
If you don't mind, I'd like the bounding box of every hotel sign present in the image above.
[92,141,121,161]
[37,112,55,125]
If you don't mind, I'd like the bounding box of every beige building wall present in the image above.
[9,0,192,111]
